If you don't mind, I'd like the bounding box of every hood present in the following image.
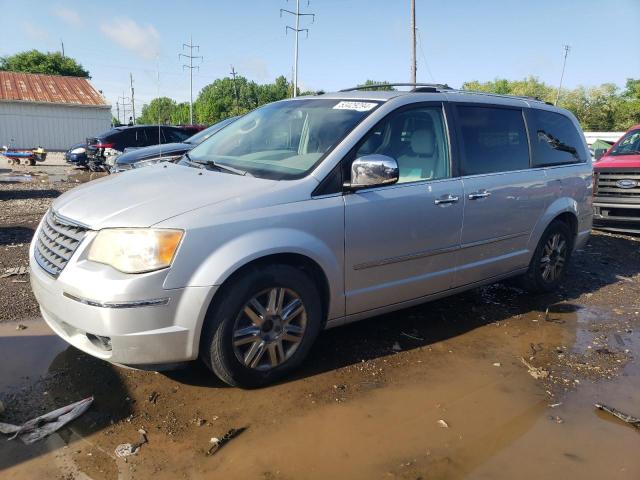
[594,154,640,170]
[52,162,278,229]
[117,142,192,165]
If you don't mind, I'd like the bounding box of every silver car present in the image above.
[30,85,593,387]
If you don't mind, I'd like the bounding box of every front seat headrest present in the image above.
[410,128,435,156]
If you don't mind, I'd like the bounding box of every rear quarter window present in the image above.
[456,105,530,176]
[528,109,586,166]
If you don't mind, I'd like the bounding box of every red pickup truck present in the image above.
[593,124,640,233]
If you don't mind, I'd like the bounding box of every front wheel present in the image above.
[200,264,323,388]
[522,220,573,293]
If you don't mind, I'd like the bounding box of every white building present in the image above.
[0,71,111,151]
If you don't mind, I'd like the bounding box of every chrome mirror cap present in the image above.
[346,154,399,190]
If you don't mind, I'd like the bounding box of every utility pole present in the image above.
[118,92,131,125]
[230,65,240,115]
[410,0,416,84]
[281,1,315,98]
[179,36,202,124]
[116,101,120,125]
[130,73,136,125]
[555,44,571,106]
[60,39,65,58]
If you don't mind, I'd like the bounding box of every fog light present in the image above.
[86,333,112,351]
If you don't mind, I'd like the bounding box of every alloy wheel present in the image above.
[232,287,307,371]
[539,233,567,282]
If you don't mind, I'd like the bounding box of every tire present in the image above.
[200,264,323,388]
[522,220,573,293]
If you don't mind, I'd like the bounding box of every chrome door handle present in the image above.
[468,190,491,200]
[434,194,460,205]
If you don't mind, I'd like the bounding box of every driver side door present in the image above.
[344,103,464,316]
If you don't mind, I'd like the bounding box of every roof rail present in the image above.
[339,83,452,92]
[445,89,546,103]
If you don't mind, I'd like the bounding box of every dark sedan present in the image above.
[111,117,239,173]
[64,142,89,166]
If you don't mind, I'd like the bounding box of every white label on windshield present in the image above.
[333,101,377,112]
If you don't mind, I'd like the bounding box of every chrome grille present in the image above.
[596,170,640,197]
[34,211,88,276]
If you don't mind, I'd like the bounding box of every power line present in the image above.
[280,0,315,98]
[416,28,436,82]
[555,44,571,106]
[179,36,203,124]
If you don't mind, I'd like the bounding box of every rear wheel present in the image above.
[522,220,573,293]
[200,264,323,388]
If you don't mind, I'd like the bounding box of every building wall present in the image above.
[0,101,112,151]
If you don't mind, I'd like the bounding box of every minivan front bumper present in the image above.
[29,235,216,367]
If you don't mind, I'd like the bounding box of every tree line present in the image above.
[2,50,638,131]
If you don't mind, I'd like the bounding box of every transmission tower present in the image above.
[179,36,203,124]
[117,92,132,125]
[280,0,315,97]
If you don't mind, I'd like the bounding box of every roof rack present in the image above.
[444,89,546,103]
[339,83,452,92]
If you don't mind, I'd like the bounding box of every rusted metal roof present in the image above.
[0,71,109,107]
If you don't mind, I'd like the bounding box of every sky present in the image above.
[1,0,638,118]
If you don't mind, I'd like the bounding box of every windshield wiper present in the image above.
[201,159,249,176]
[181,152,205,168]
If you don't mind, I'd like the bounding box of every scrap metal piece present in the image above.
[206,427,248,456]
[595,403,640,429]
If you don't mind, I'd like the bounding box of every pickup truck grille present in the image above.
[596,170,640,197]
[34,211,88,277]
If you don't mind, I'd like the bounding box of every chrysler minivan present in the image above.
[30,85,593,387]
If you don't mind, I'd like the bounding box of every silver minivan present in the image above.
[30,85,593,387]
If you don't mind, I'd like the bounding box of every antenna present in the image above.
[280,0,315,97]
[555,44,571,106]
[179,36,203,124]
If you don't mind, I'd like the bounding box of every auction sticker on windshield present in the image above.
[333,101,377,112]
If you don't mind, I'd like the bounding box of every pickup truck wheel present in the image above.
[201,264,323,388]
[522,220,573,293]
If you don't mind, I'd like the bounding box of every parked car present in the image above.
[64,142,89,166]
[30,85,592,388]
[85,125,193,171]
[593,124,640,233]
[111,117,239,173]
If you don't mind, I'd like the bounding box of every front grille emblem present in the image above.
[616,179,638,189]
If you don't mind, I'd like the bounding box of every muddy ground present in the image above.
[1,156,639,479]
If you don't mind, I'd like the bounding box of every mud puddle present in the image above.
[1,296,638,479]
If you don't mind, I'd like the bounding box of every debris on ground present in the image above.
[0,266,28,278]
[549,402,563,408]
[492,362,501,367]
[400,331,424,341]
[148,391,160,404]
[595,403,640,430]
[0,396,93,444]
[392,342,402,352]
[115,428,148,457]
[520,357,549,380]
[206,427,248,456]
[549,415,564,424]
[437,419,449,428]
[15,323,27,330]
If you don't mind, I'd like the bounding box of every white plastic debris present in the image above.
[437,419,449,428]
[0,397,93,444]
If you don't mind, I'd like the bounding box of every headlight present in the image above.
[87,229,183,273]
[70,147,86,154]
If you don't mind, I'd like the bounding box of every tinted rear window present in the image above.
[529,109,585,166]
[456,106,529,175]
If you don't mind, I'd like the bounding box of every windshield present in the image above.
[609,129,640,156]
[184,98,380,179]
[186,116,239,145]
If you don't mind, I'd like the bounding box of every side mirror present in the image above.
[593,148,607,160]
[345,154,399,190]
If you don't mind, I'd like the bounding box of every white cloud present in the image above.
[23,21,49,41]
[53,7,82,27]
[100,17,160,60]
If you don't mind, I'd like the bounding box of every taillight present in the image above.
[95,143,114,149]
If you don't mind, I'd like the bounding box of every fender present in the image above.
[168,227,344,321]
[526,196,579,256]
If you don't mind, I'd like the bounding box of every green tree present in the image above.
[0,49,89,77]
[138,97,177,125]
[357,80,396,91]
